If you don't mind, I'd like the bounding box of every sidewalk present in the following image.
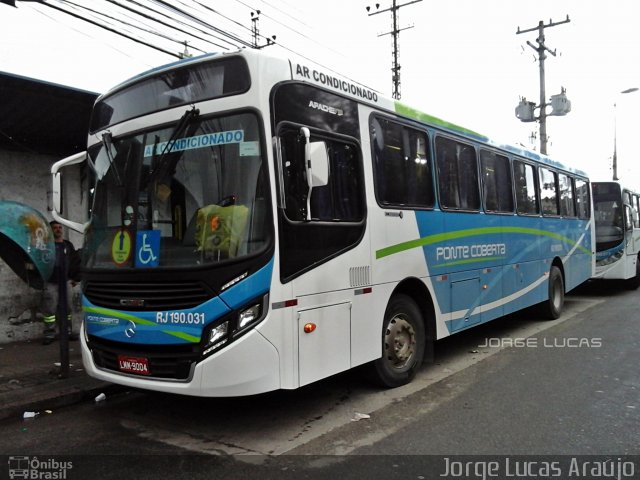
[0,339,120,422]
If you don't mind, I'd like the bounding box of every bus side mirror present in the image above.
[52,172,62,213]
[51,151,90,233]
[307,142,329,187]
[300,127,329,221]
[301,127,329,188]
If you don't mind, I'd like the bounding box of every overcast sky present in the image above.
[2,0,640,188]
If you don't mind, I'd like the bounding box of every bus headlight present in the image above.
[238,303,261,330]
[203,321,229,355]
[201,294,269,358]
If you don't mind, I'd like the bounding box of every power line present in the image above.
[191,0,252,36]
[231,0,339,56]
[17,0,382,96]
[24,1,150,65]
[258,0,310,29]
[108,0,240,51]
[147,0,253,47]
[58,0,207,55]
[35,0,180,56]
[29,0,181,58]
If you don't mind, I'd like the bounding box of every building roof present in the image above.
[0,71,98,157]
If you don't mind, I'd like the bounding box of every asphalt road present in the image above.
[292,281,640,456]
[1,280,638,479]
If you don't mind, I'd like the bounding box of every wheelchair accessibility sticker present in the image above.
[136,230,160,267]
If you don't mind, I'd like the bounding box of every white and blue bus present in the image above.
[592,181,640,287]
[52,48,593,396]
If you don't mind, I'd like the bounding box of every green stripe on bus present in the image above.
[84,306,156,325]
[394,103,487,139]
[375,226,591,259]
[84,306,200,343]
[165,330,201,342]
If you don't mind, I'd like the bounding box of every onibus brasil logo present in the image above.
[8,456,72,479]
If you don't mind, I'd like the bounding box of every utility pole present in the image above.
[250,10,276,49]
[366,0,422,100]
[178,41,192,59]
[515,15,571,155]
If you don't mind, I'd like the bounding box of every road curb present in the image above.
[1,380,126,422]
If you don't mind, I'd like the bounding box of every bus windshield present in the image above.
[85,111,269,269]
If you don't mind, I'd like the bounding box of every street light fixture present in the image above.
[613,87,639,180]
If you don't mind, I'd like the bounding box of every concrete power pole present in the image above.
[367,0,422,100]
[516,16,571,155]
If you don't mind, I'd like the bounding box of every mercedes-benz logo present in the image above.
[124,320,136,338]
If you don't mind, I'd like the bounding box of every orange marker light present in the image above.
[303,323,316,334]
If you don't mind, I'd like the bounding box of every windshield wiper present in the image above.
[101,131,123,187]
[149,106,200,186]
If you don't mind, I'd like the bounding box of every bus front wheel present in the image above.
[541,266,564,320]
[370,294,425,388]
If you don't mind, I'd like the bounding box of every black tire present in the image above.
[370,294,425,388]
[540,266,564,320]
[625,256,640,290]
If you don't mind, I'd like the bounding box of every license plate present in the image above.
[117,355,151,376]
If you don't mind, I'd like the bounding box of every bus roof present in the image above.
[285,50,588,178]
[99,48,588,179]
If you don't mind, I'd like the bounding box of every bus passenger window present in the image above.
[539,167,559,215]
[435,137,479,211]
[514,160,539,215]
[370,116,434,208]
[559,174,575,217]
[480,150,513,213]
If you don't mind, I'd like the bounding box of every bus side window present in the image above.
[279,127,364,223]
[370,116,434,208]
[539,167,559,216]
[435,136,479,211]
[480,150,514,213]
[276,125,366,281]
[514,160,539,215]
[309,142,363,221]
[559,173,575,217]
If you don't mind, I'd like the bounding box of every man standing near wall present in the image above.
[42,220,81,345]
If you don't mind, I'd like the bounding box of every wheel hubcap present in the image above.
[552,280,562,309]
[384,315,416,370]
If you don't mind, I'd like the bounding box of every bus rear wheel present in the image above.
[370,294,425,388]
[540,266,564,320]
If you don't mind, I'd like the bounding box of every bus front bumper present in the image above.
[80,323,281,397]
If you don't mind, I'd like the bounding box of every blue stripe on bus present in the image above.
[410,211,592,333]
[82,258,274,345]
[219,258,274,309]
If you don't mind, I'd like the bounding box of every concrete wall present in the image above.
[0,148,86,344]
